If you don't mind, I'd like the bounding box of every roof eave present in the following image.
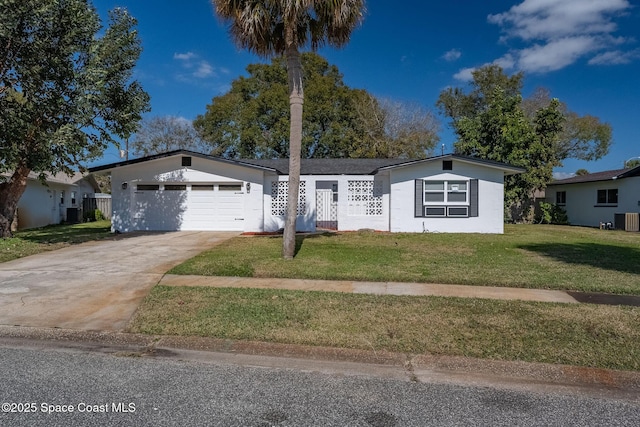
[88,150,276,173]
[377,154,525,175]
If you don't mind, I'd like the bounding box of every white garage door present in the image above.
[133,183,245,231]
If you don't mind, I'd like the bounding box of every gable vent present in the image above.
[182,156,192,167]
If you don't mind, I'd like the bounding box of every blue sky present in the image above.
[92,0,640,177]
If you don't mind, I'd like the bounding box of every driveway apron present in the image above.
[0,231,237,331]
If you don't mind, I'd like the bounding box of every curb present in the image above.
[0,325,638,402]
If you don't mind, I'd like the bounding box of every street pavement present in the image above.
[1,343,638,426]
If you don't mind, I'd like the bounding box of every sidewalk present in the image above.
[159,275,579,304]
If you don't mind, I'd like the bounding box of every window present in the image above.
[425,207,446,217]
[71,191,77,205]
[556,191,566,205]
[347,180,383,216]
[164,184,186,191]
[60,190,65,205]
[219,184,242,191]
[416,179,477,218]
[423,180,467,204]
[447,207,469,217]
[137,184,160,191]
[424,181,445,202]
[191,184,214,191]
[597,189,618,205]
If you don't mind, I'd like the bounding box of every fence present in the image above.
[82,194,112,220]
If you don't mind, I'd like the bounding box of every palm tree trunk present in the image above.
[282,46,304,259]
[0,162,31,238]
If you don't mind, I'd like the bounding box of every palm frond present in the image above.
[211,0,365,56]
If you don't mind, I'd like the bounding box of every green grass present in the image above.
[170,225,640,295]
[0,220,113,263]
[129,286,640,371]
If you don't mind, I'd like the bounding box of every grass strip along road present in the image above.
[131,225,640,371]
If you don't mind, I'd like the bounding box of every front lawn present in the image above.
[129,286,640,371]
[170,225,640,295]
[0,220,112,263]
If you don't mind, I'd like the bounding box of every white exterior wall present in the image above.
[17,179,94,230]
[548,177,640,227]
[262,175,391,232]
[389,161,506,233]
[110,155,265,232]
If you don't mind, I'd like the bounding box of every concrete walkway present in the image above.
[159,275,579,304]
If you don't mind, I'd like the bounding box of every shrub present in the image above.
[537,202,568,225]
[94,209,104,221]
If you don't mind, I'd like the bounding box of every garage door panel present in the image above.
[133,184,245,231]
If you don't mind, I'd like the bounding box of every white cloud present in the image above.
[518,36,602,73]
[493,53,516,70]
[488,0,628,41]
[453,55,516,82]
[193,61,214,78]
[173,52,196,61]
[589,48,640,65]
[443,49,462,62]
[173,52,219,81]
[453,67,475,82]
[486,0,635,73]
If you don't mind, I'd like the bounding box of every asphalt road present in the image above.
[1,346,639,427]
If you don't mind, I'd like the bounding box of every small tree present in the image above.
[131,116,206,157]
[0,1,150,237]
[353,95,440,158]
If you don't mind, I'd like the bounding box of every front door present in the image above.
[51,190,58,224]
[316,189,337,230]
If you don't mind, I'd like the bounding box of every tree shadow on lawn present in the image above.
[17,223,113,244]
[16,223,170,245]
[293,231,338,257]
[519,242,640,275]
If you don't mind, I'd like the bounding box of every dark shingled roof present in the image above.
[239,158,411,175]
[242,154,525,175]
[88,150,524,176]
[548,166,640,185]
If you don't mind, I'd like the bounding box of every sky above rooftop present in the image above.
[91,0,640,177]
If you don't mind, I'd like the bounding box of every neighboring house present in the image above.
[89,150,523,234]
[3,172,102,230]
[546,166,640,228]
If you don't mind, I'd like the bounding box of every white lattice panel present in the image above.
[347,180,383,216]
[271,181,306,216]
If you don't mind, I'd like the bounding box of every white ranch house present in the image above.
[546,166,640,229]
[89,150,523,234]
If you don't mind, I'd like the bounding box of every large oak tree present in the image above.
[0,0,150,237]
[194,52,439,160]
[212,0,365,259]
[195,52,375,159]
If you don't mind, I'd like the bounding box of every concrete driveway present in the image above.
[0,231,238,331]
